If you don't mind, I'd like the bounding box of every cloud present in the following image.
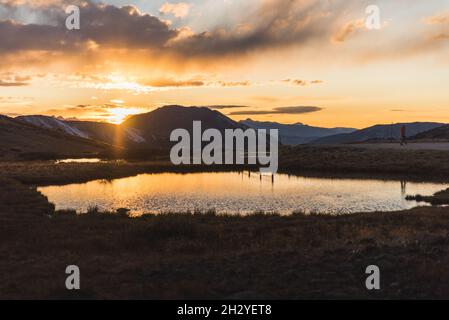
[0,0,447,75]
[168,0,333,58]
[140,77,251,88]
[159,2,191,19]
[229,106,322,115]
[0,73,31,86]
[281,79,324,86]
[0,2,177,54]
[144,78,204,88]
[217,80,251,87]
[331,19,365,43]
[0,80,28,86]
[423,12,449,25]
[0,0,334,69]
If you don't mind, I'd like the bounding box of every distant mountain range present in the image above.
[240,119,356,145]
[312,122,445,144]
[2,106,448,160]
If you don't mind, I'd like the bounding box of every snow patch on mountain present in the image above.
[16,115,90,138]
[125,128,146,143]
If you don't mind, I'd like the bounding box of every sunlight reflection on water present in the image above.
[55,158,102,164]
[38,172,447,216]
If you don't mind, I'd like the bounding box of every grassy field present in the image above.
[2,145,449,186]
[279,145,449,180]
[2,145,449,299]
[1,175,449,299]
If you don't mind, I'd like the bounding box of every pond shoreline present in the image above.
[2,165,449,298]
[36,171,447,216]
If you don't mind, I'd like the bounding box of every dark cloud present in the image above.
[0,0,333,60]
[0,1,177,54]
[229,106,322,115]
[0,0,446,69]
[169,0,331,57]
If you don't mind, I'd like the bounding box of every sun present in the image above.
[107,107,142,124]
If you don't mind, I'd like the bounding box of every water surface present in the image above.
[55,158,102,164]
[38,172,447,215]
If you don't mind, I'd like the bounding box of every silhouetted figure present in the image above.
[400,125,407,146]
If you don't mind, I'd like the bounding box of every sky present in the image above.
[0,0,448,128]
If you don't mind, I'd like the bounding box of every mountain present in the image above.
[65,120,146,146]
[16,106,245,148]
[16,116,146,147]
[16,115,89,138]
[121,105,246,147]
[409,124,449,140]
[240,119,356,145]
[311,122,445,144]
[0,115,109,160]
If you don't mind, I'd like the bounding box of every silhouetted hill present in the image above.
[0,115,110,160]
[241,119,355,145]
[65,120,146,146]
[17,116,146,147]
[312,122,444,144]
[14,106,248,150]
[410,125,449,140]
[121,105,245,147]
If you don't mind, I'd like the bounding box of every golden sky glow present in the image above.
[0,0,448,128]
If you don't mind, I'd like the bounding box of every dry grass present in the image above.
[2,146,449,299]
[2,175,449,299]
[279,145,449,180]
[406,188,449,205]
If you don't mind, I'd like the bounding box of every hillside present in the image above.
[0,115,110,160]
[17,116,146,147]
[241,119,355,145]
[410,125,449,141]
[16,106,247,149]
[65,120,146,146]
[121,105,246,147]
[312,122,444,144]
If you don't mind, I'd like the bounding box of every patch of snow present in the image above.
[125,128,146,143]
[17,116,90,138]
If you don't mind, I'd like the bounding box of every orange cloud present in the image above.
[424,12,449,25]
[159,2,191,18]
[331,19,365,43]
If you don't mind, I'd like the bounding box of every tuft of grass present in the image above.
[406,188,449,205]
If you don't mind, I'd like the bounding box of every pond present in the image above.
[37,172,447,216]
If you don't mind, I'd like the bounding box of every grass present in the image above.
[406,188,449,205]
[2,175,449,299]
[2,145,449,187]
[279,145,449,180]
[2,145,449,299]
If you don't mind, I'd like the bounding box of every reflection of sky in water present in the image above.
[38,172,448,216]
[55,158,102,164]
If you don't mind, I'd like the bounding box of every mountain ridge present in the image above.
[311,122,445,144]
[240,118,356,145]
